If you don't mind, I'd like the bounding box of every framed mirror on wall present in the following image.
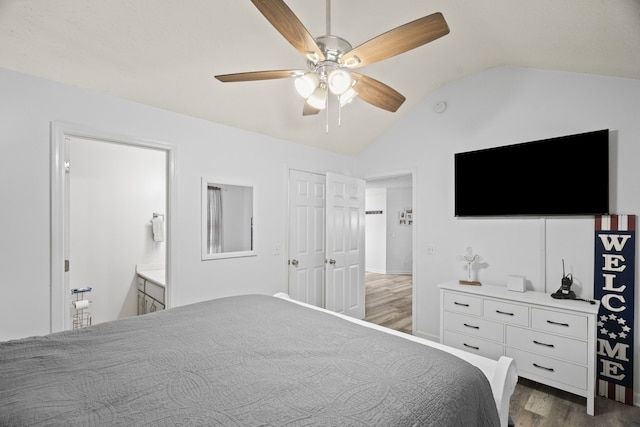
[201,177,255,260]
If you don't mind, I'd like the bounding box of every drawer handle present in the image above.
[454,302,470,307]
[533,363,554,372]
[546,320,570,327]
[463,323,480,329]
[463,343,479,350]
[533,340,555,348]
[496,310,514,316]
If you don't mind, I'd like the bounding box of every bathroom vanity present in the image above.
[136,264,166,314]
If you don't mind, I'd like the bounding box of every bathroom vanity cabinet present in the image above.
[136,265,166,315]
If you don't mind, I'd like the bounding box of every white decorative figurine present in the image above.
[458,247,482,285]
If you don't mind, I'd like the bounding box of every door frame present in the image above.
[50,121,177,333]
[364,169,416,333]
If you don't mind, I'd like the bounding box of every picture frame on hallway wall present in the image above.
[399,208,413,226]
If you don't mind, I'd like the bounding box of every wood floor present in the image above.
[364,273,640,427]
[509,378,640,426]
[364,272,412,334]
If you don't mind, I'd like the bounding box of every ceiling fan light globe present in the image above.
[294,72,320,98]
[328,69,352,95]
[339,87,357,107]
[307,85,327,110]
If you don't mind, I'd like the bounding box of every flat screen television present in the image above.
[454,129,610,217]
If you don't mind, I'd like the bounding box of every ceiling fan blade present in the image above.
[251,0,325,62]
[302,102,321,116]
[340,12,449,69]
[215,70,303,83]
[351,72,406,112]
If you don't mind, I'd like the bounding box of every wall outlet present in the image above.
[426,245,436,255]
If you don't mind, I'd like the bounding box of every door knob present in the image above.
[291,259,299,266]
[328,259,336,265]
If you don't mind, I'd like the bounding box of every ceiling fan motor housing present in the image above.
[309,35,353,73]
[315,35,352,61]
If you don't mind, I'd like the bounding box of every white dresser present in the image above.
[439,280,599,415]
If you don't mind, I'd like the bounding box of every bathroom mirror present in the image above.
[201,177,255,260]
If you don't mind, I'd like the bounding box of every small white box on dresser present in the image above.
[439,280,599,415]
[507,275,526,292]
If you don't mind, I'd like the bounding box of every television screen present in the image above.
[454,129,610,217]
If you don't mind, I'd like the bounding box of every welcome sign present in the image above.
[594,215,635,404]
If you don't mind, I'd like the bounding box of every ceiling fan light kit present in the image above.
[294,72,320,98]
[215,0,450,130]
[327,69,352,95]
[294,35,356,112]
[307,84,328,110]
[339,87,358,107]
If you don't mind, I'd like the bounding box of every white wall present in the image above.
[354,65,640,392]
[69,137,166,324]
[386,187,413,274]
[365,185,413,274]
[0,67,352,341]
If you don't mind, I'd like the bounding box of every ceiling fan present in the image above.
[215,0,449,119]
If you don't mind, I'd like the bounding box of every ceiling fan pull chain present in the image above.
[325,95,330,133]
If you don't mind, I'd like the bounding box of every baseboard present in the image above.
[365,268,412,275]
[385,269,412,275]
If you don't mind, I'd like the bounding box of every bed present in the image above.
[0,293,517,426]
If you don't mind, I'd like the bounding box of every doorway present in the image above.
[364,173,414,333]
[50,122,176,333]
[68,137,166,325]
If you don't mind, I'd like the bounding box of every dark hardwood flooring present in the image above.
[364,272,640,427]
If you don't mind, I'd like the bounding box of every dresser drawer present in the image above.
[484,299,529,326]
[137,277,145,292]
[443,292,482,316]
[506,325,587,365]
[443,330,504,360]
[531,308,587,339]
[444,311,503,342]
[507,347,587,390]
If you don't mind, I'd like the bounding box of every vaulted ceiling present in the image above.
[1,0,639,155]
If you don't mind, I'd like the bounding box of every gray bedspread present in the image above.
[0,295,499,426]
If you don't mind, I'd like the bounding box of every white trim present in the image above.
[50,121,177,332]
